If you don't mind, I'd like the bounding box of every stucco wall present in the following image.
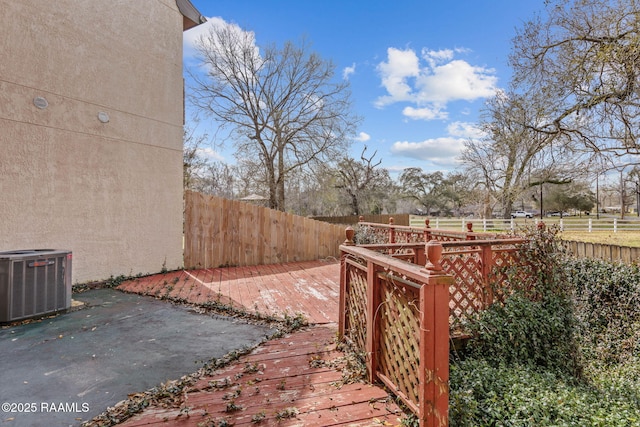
[0,0,186,283]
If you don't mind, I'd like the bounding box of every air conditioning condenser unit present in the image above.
[0,249,72,323]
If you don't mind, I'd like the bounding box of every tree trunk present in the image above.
[483,191,492,219]
[277,145,286,211]
[502,200,514,218]
[266,162,278,210]
[349,191,360,215]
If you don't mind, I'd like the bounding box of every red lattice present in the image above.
[344,263,368,353]
[490,247,526,302]
[359,245,420,264]
[389,247,419,263]
[394,230,424,243]
[442,252,485,326]
[377,275,421,407]
[356,225,389,244]
[431,234,461,242]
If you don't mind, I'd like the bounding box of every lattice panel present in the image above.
[377,277,421,407]
[395,230,424,243]
[431,234,459,242]
[442,252,485,325]
[389,247,418,263]
[356,225,389,244]
[361,246,419,264]
[490,247,528,301]
[345,266,368,353]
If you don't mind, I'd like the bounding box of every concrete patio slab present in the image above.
[0,289,275,427]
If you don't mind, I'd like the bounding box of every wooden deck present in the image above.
[118,260,341,324]
[114,261,405,426]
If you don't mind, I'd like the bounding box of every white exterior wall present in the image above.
[0,0,186,283]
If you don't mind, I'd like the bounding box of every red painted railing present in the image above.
[357,216,513,244]
[339,233,450,427]
[354,218,525,327]
[339,219,527,426]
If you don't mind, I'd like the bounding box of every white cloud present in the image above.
[415,60,497,104]
[388,121,485,168]
[343,63,356,80]
[183,16,225,59]
[375,46,498,121]
[385,165,409,173]
[422,48,454,68]
[354,131,370,142]
[402,106,448,121]
[375,47,420,107]
[446,121,484,139]
[198,146,225,162]
[183,16,259,63]
[390,137,466,165]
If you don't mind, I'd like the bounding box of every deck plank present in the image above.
[115,262,405,426]
[119,260,341,324]
[117,326,402,427]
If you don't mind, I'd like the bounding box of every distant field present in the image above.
[407,215,640,247]
[559,231,640,248]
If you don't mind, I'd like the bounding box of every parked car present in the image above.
[546,211,570,217]
[511,210,533,218]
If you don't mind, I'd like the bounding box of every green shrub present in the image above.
[450,226,640,426]
[464,292,580,377]
[463,225,581,378]
[565,257,640,365]
[450,359,640,426]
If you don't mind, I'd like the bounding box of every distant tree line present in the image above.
[184,0,640,218]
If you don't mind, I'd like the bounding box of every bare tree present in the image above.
[511,0,640,157]
[461,91,587,217]
[189,23,359,211]
[183,126,238,197]
[333,147,394,215]
[183,127,210,191]
[196,162,237,199]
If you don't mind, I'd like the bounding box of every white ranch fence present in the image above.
[410,215,640,233]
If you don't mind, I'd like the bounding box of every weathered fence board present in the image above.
[313,213,411,226]
[563,240,640,264]
[184,191,345,269]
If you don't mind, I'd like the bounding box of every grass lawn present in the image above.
[560,230,640,247]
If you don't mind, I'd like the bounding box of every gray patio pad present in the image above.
[0,288,276,426]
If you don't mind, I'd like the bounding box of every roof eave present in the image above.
[176,0,206,31]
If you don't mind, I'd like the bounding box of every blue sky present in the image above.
[184,1,546,177]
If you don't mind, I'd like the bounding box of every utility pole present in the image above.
[539,182,543,219]
[620,169,625,220]
[636,181,639,217]
[596,173,600,220]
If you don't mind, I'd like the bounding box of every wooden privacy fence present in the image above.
[184,191,345,268]
[563,240,640,264]
[312,213,411,226]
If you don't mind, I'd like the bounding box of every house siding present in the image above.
[0,0,187,283]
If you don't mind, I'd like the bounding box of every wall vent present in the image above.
[0,250,72,322]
